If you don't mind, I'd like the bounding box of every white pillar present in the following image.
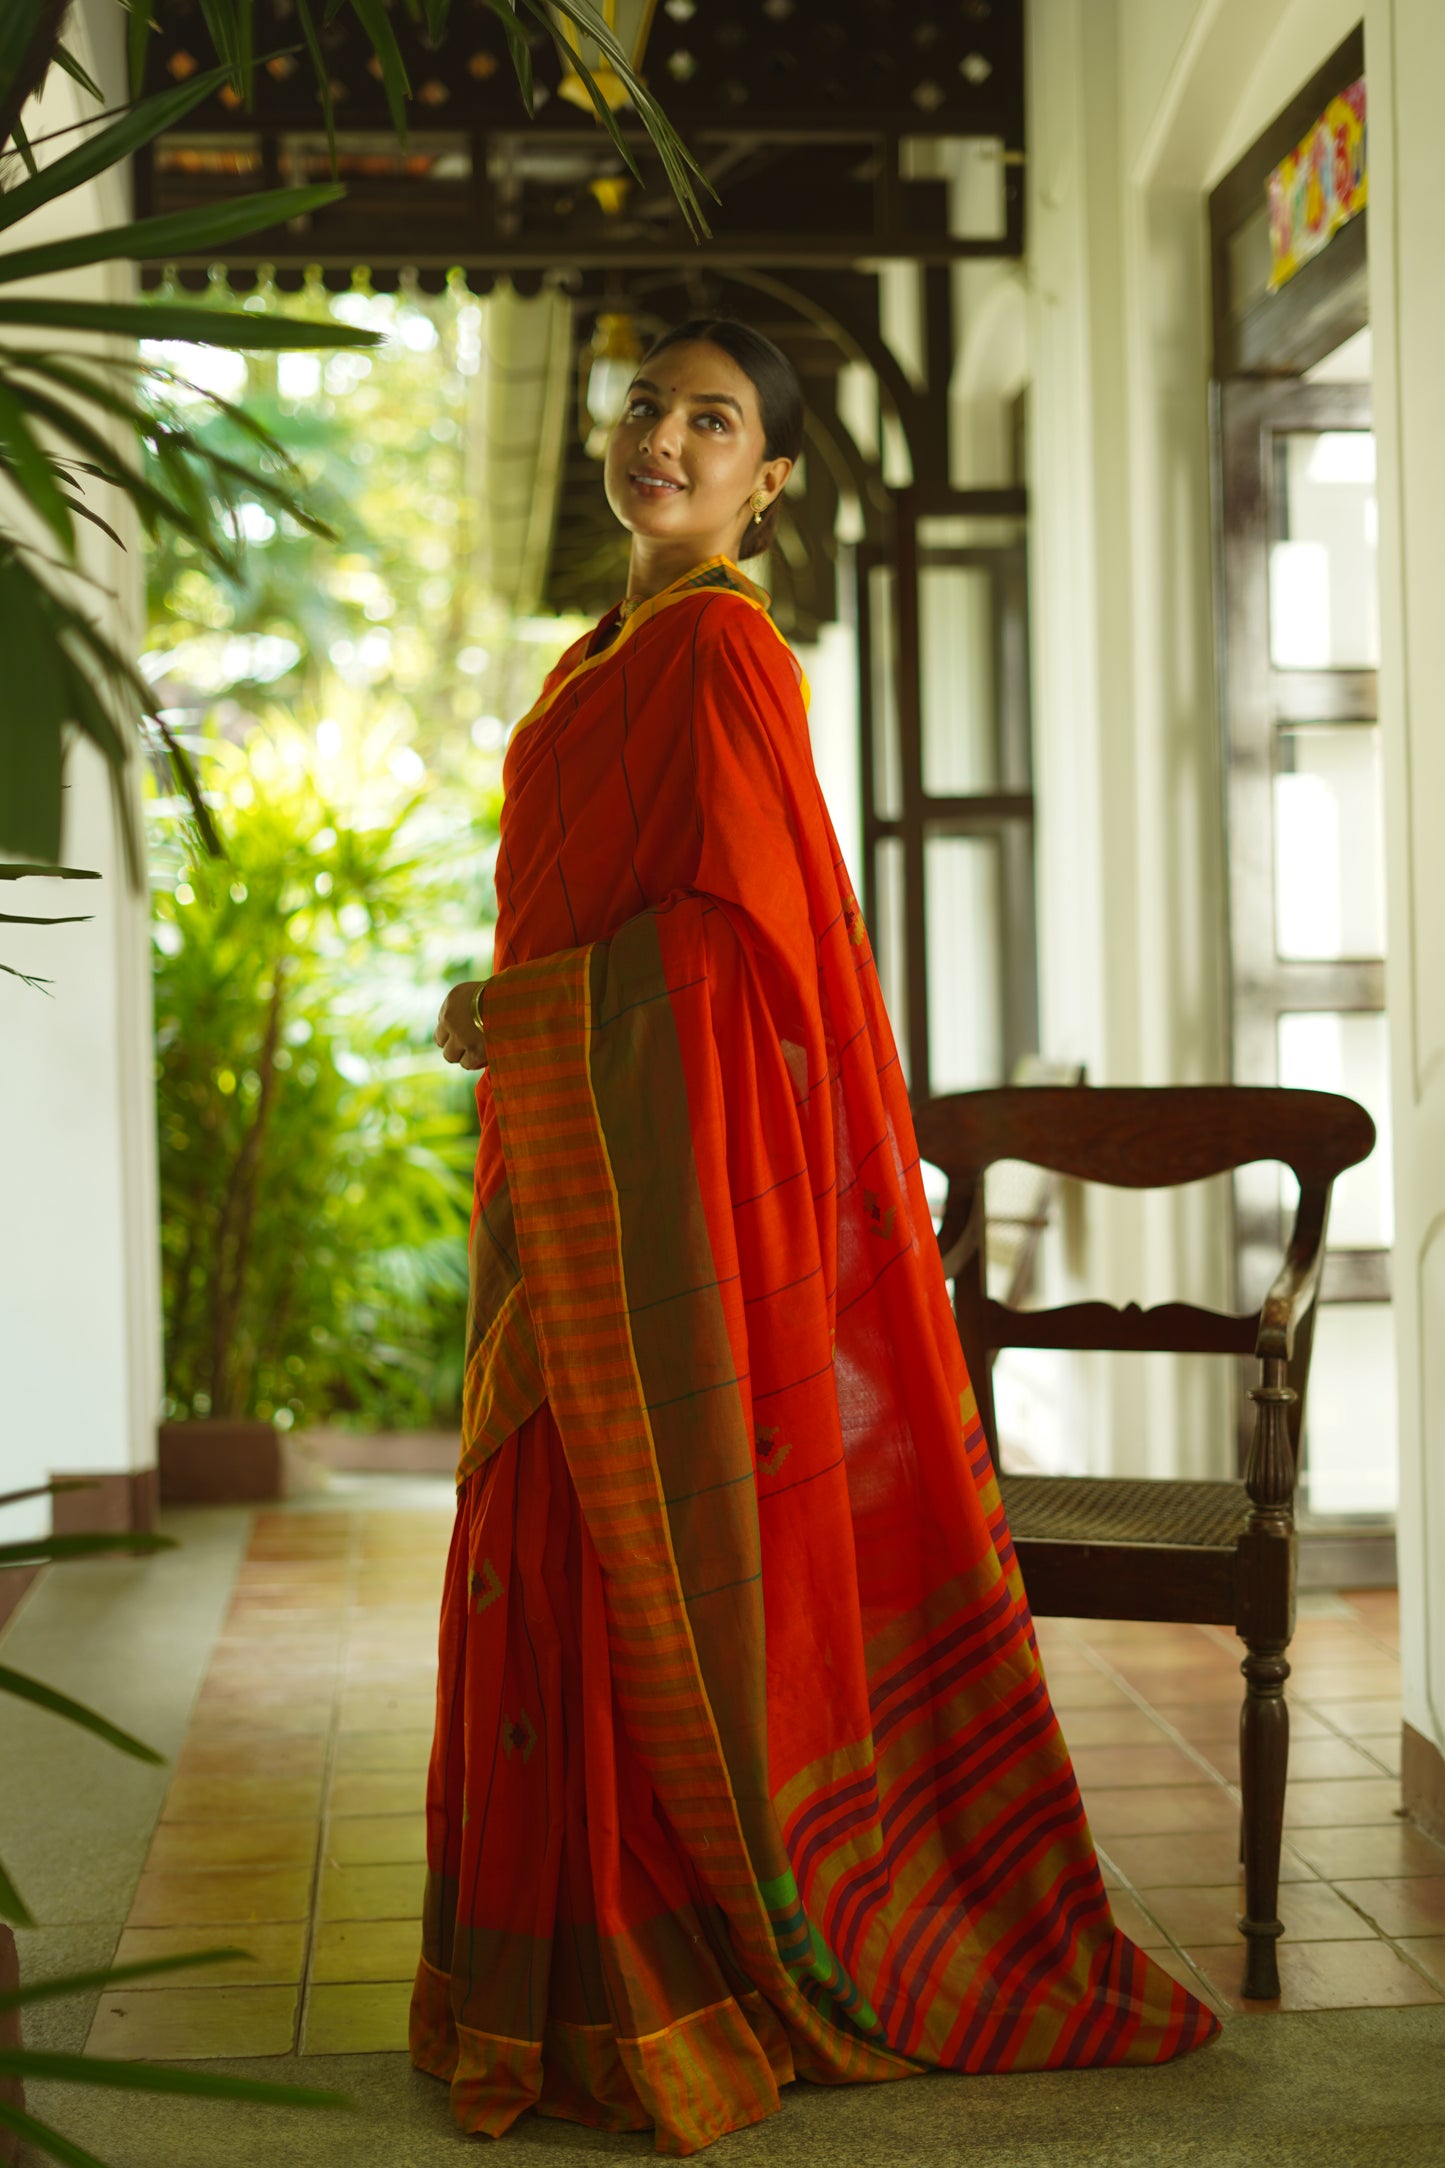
[1364,0,1445,1836]
[0,13,160,1542]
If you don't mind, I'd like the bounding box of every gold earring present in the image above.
[751,490,768,525]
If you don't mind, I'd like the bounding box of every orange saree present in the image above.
[409,557,1217,2154]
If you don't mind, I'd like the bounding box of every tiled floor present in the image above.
[84,1514,1444,2060]
[1035,1593,1445,2017]
[87,1507,448,2061]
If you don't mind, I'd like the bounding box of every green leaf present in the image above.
[0,910,92,925]
[0,963,52,989]
[0,1531,174,1565]
[484,0,533,114]
[348,0,412,145]
[0,1947,252,2012]
[0,1666,166,1764]
[0,58,270,234]
[293,0,338,174]
[0,2052,348,2110]
[0,866,100,880]
[125,0,151,102]
[0,2097,108,2168]
[0,297,382,349]
[0,1858,34,1931]
[0,1477,99,1507]
[0,554,67,862]
[9,111,38,180]
[0,378,75,551]
[51,41,104,102]
[0,185,349,288]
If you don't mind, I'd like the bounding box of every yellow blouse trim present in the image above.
[507,555,784,743]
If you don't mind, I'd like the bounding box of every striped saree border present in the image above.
[482,929,913,2095]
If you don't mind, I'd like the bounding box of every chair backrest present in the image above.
[911,1085,1376,1464]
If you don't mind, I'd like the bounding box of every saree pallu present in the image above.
[409,558,1217,2154]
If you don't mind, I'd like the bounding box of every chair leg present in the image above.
[1238,1638,1289,2000]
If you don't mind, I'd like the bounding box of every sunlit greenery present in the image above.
[145,278,589,1432]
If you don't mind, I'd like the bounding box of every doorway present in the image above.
[1210,32,1394,1572]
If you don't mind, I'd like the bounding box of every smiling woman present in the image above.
[419,319,1218,2154]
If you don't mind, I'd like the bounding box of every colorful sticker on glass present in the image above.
[1267,77,1367,292]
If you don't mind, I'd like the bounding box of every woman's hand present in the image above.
[434,981,489,1071]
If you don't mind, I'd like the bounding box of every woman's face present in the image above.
[603,340,792,561]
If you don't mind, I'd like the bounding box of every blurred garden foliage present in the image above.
[144,277,588,1432]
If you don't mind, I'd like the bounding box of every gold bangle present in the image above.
[470,981,486,1035]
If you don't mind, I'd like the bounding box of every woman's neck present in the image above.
[624,533,739,604]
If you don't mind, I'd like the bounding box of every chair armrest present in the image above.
[1255,1184,1330,1365]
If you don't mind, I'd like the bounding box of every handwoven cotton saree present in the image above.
[409,557,1217,2154]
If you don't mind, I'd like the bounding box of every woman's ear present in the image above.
[759,456,794,505]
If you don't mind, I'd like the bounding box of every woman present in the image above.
[415,319,1217,2155]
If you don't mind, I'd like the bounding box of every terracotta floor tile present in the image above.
[1037,1673,1133,1711]
[1288,1823,1445,1880]
[325,1814,427,1867]
[1056,1708,1173,1749]
[190,1687,334,1734]
[1283,1778,1402,1828]
[338,1693,437,1733]
[1288,1672,1402,1708]
[311,1918,424,1985]
[1194,1736,1384,1786]
[1397,1939,1445,1991]
[1105,1890,1169,1949]
[333,1730,433,1775]
[330,1770,426,1817]
[1189,1936,1443,2013]
[146,1818,317,1873]
[1081,1786,1237,1838]
[129,1867,312,1928]
[302,1980,414,2053]
[1103,1830,1316,1889]
[1068,1744,1212,1791]
[112,1922,307,1988]
[87,1984,299,2060]
[1333,1877,1445,1937]
[1143,1702,1241,1744]
[1145,1879,1376,1946]
[173,1733,329,1783]
[320,1862,426,1922]
[1109,1668,1242,1706]
[1298,1697,1401,1737]
[1360,1733,1403,1777]
[164,1772,325,1822]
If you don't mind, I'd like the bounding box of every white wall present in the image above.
[1025,0,1371,1478]
[1363,0,1445,1795]
[0,8,160,1541]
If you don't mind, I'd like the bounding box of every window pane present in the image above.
[869,563,902,820]
[1277,1010,1394,1247]
[1269,431,1379,669]
[920,564,997,793]
[1273,724,1386,959]
[925,835,1003,1094]
[876,836,908,1085]
[1302,1301,1398,1519]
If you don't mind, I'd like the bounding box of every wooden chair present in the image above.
[910,1085,1376,2000]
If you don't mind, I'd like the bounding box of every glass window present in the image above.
[1301,1300,1398,1519]
[925,835,1003,1094]
[1273,724,1386,960]
[1268,431,1379,669]
[920,564,998,794]
[869,563,902,821]
[1277,1010,1394,1248]
[876,836,908,1084]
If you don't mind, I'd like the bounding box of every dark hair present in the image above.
[636,317,804,560]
